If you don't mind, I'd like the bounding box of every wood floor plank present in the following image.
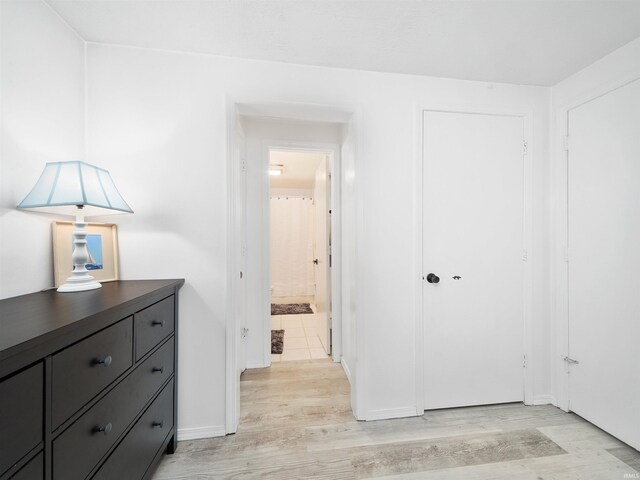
[153,359,639,480]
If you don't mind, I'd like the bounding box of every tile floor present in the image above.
[271,309,330,362]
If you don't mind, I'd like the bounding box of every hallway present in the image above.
[153,360,639,479]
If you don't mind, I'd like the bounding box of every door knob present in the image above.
[426,273,440,284]
[313,259,319,265]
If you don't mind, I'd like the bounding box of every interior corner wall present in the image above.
[549,36,640,407]
[0,0,86,299]
[241,117,343,368]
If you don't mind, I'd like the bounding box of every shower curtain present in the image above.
[270,196,315,298]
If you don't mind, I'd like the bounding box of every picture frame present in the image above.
[52,221,120,287]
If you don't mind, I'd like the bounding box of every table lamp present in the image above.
[17,161,133,292]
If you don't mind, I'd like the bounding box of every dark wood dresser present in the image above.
[0,279,184,480]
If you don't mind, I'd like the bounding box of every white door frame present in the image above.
[551,75,640,413]
[226,99,365,433]
[225,97,244,433]
[262,141,343,366]
[413,104,535,414]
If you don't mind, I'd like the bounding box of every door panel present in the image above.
[568,78,640,450]
[314,157,331,354]
[423,110,525,410]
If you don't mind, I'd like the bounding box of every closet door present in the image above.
[422,110,526,409]
[567,78,640,450]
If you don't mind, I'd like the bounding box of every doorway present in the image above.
[421,109,531,410]
[269,148,332,362]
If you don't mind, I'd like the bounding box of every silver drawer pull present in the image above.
[93,422,113,435]
[93,355,112,367]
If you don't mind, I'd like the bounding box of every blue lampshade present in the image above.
[17,161,133,217]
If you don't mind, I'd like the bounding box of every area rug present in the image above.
[271,303,313,315]
[271,329,284,354]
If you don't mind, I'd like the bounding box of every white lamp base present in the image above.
[57,278,102,292]
[57,209,103,293]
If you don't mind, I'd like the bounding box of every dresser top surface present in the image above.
[0,279,184,360]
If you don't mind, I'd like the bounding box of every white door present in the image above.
[567,78,640,450]
[423,110,525,410]
[314,156,331,354]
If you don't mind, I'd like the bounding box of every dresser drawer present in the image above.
[53,339,174,480]
[92,379,174,480]
[0,363,43,476]
[52,317,133,429]
[9,452,43,480]
[135,296,174,360]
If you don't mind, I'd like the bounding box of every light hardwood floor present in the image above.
[153,359,640,479]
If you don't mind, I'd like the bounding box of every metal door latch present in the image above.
[452,276,462,280]
[563,356,579,365]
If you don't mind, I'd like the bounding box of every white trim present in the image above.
[551,106,570,413]
[551,75,640,413]
[364,407,418,422]
[245,360,268,369]
[329,149,343,363]
[341,357,352,384]
[532,395,556,406]
[413,105,424,415]
[522,112,535,406]
[414,104,535,413]
[177,425,226,441]
[350,107,366,421]
[225,97,241,435]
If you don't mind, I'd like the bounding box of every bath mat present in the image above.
[271,303,313,315]
[271,329,284,354]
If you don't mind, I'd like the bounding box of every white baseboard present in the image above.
[177,425,226,441]
[341,358,352,384]
[364,406,418,421]
[245,360,268,369]
[532,394,555,406]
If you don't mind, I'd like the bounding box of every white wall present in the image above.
[550,37,640,409]
[0,0,85,299]
[85,42,551,433]
[241,116,342,368]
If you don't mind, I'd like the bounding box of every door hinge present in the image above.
[522,249,528,262]
[523,140,528,155]
[564,247,569,263]
[563,356,579,365]
[563,136,570,151]
[523,354,527,368]
[241,327,248,339]
[241,158,247,172]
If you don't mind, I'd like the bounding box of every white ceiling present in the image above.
[269,151,324,189]
[47,0,640,86]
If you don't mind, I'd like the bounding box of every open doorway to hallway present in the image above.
[269,149,332,362]
[227,109,358,433]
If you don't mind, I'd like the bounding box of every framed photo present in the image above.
[52,221,120,287]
